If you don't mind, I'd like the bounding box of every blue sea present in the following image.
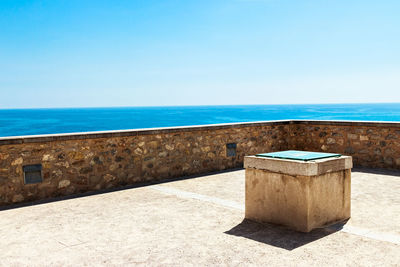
[1,103,400,138]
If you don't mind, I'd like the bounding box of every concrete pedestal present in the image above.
[244,155,352,232]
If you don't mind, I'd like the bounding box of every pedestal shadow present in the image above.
[225,219,347,251]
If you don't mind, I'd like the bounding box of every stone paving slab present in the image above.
[0,168,399,266]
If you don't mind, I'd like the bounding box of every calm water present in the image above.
[1,103,400,137]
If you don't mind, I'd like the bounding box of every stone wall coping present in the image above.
[289,119,400,127]
[244,155,353,176]
[1,119,400,145]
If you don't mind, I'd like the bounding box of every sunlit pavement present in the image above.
[1,168,399,266]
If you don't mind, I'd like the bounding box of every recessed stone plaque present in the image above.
[226,143,237,157]
[23,164,43,184]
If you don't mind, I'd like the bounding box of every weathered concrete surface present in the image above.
[0,168,400,266]
[245,169,351,232]
[244,156,351,232]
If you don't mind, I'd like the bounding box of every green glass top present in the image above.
[256,150,341,161]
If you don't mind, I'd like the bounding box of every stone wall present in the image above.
[1,120,400,207]
[288,121,400,169]
[0,122,289,206]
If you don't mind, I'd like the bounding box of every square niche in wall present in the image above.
[23,164,43,184]
[226,143,237,157]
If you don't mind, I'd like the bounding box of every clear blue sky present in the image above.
[1,0,399,108]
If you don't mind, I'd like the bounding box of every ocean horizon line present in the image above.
[1,102,400,111]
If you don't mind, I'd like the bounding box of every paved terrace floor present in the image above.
[1,168,400,266]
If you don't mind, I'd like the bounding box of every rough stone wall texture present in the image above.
[0,123,289,206]
[288,121,400,169]
[2,120,400,207]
